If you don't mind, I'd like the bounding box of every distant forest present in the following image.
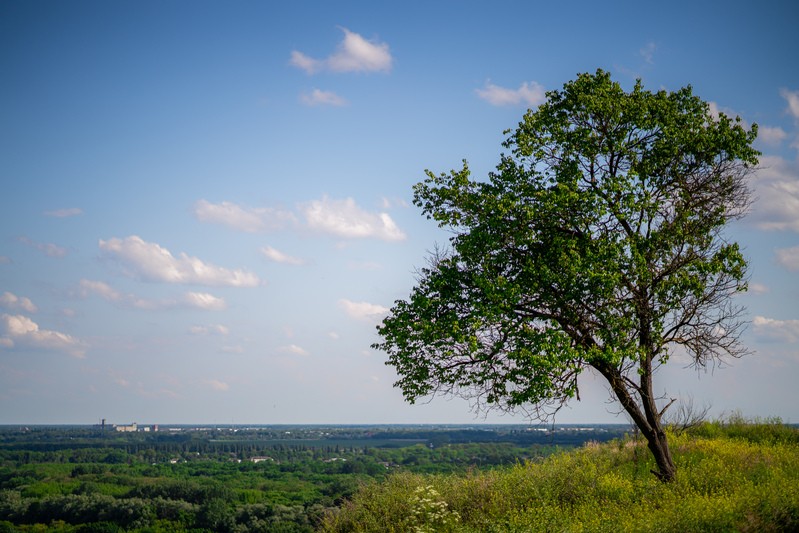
[0,424,628,532]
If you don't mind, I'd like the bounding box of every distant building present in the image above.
[113,422,158,432]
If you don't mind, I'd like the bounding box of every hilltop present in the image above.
[321,417,799,532]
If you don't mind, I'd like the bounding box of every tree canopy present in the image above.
[374,70,759,481]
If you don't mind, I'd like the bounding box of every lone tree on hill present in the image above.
[374,70,759,482]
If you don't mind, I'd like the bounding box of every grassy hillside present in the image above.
[320,418,799,532]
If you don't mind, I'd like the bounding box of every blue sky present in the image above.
[1,1,798,425]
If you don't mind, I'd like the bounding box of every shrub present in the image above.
[321,422,799,532]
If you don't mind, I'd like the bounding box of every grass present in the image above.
[320,418,799,532]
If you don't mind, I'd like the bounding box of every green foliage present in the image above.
[375,69,759,482]
[689,413,799,445]
[321,423,799,532]
[1,425,592,531]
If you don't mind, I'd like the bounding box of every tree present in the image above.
[374,70,759,482]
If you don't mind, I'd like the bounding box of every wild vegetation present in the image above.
[0,424,620,532]
[322,417,799,532]
[0,419,795,531]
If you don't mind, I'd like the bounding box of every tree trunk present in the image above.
[592,360,677,482]
[642,424,676,482]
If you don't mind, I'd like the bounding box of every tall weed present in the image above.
[320,421,799,532]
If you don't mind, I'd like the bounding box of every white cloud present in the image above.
[300,196,406,241]
[261,246,306,266]
[279,344,309,356]
[290,51,322,74]
[18,236,67,258]
[206,379,230,391]
[183,292,227,311]
[328,331,340,340]
[189,324,230,336]
[753,316,799,343]
[291,27,393,74]
[748,282,770,295]
[380,196,409,209]
[707,101,746,123]
[0,292,37,313]
[0,313,86,358]
[476,81,546,107]
[758,126,788,145]
[184,291,227,310]
[99,235,260,287]
[300,89,348,107]
[780,88,799,120]
[80,279,169,310]
[194,199,295,233]
[775,246,799,271]
[44,207,83,218]
[80,279,227,311]
[80,279,139,306]
[750,156,799,232]
[329,28,392,73]
[639,42,656,64]
[338,298,389,321]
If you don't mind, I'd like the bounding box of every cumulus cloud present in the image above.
[184,291,227,310]
[0,313,86,358]
[80,279,227,311]
[749,156,799,232]
[753,316,799,343]
[99,236,260,287]
[261,246,306,266]
[79,279,153,309]
[780,88,799,120]
[189,324,230,336]
[300,196,406,241]
[291,27,392,74]
[79,279,122,301]
[300,89,347,107]
[476,81,546,107]
[758,126,788,145]
[748,282,770,295]
[639,42,656,64]
[44,207,83,218]
[18,236,67,258]
[338,299,389,321]
[707,101,748,123]
[193,199,295,233]
[380,196,409,209]
[279,344,310,356]
[775,246,799,271]
[0,292,37,313]
[290,51,321,74]
[206,379,230,391]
